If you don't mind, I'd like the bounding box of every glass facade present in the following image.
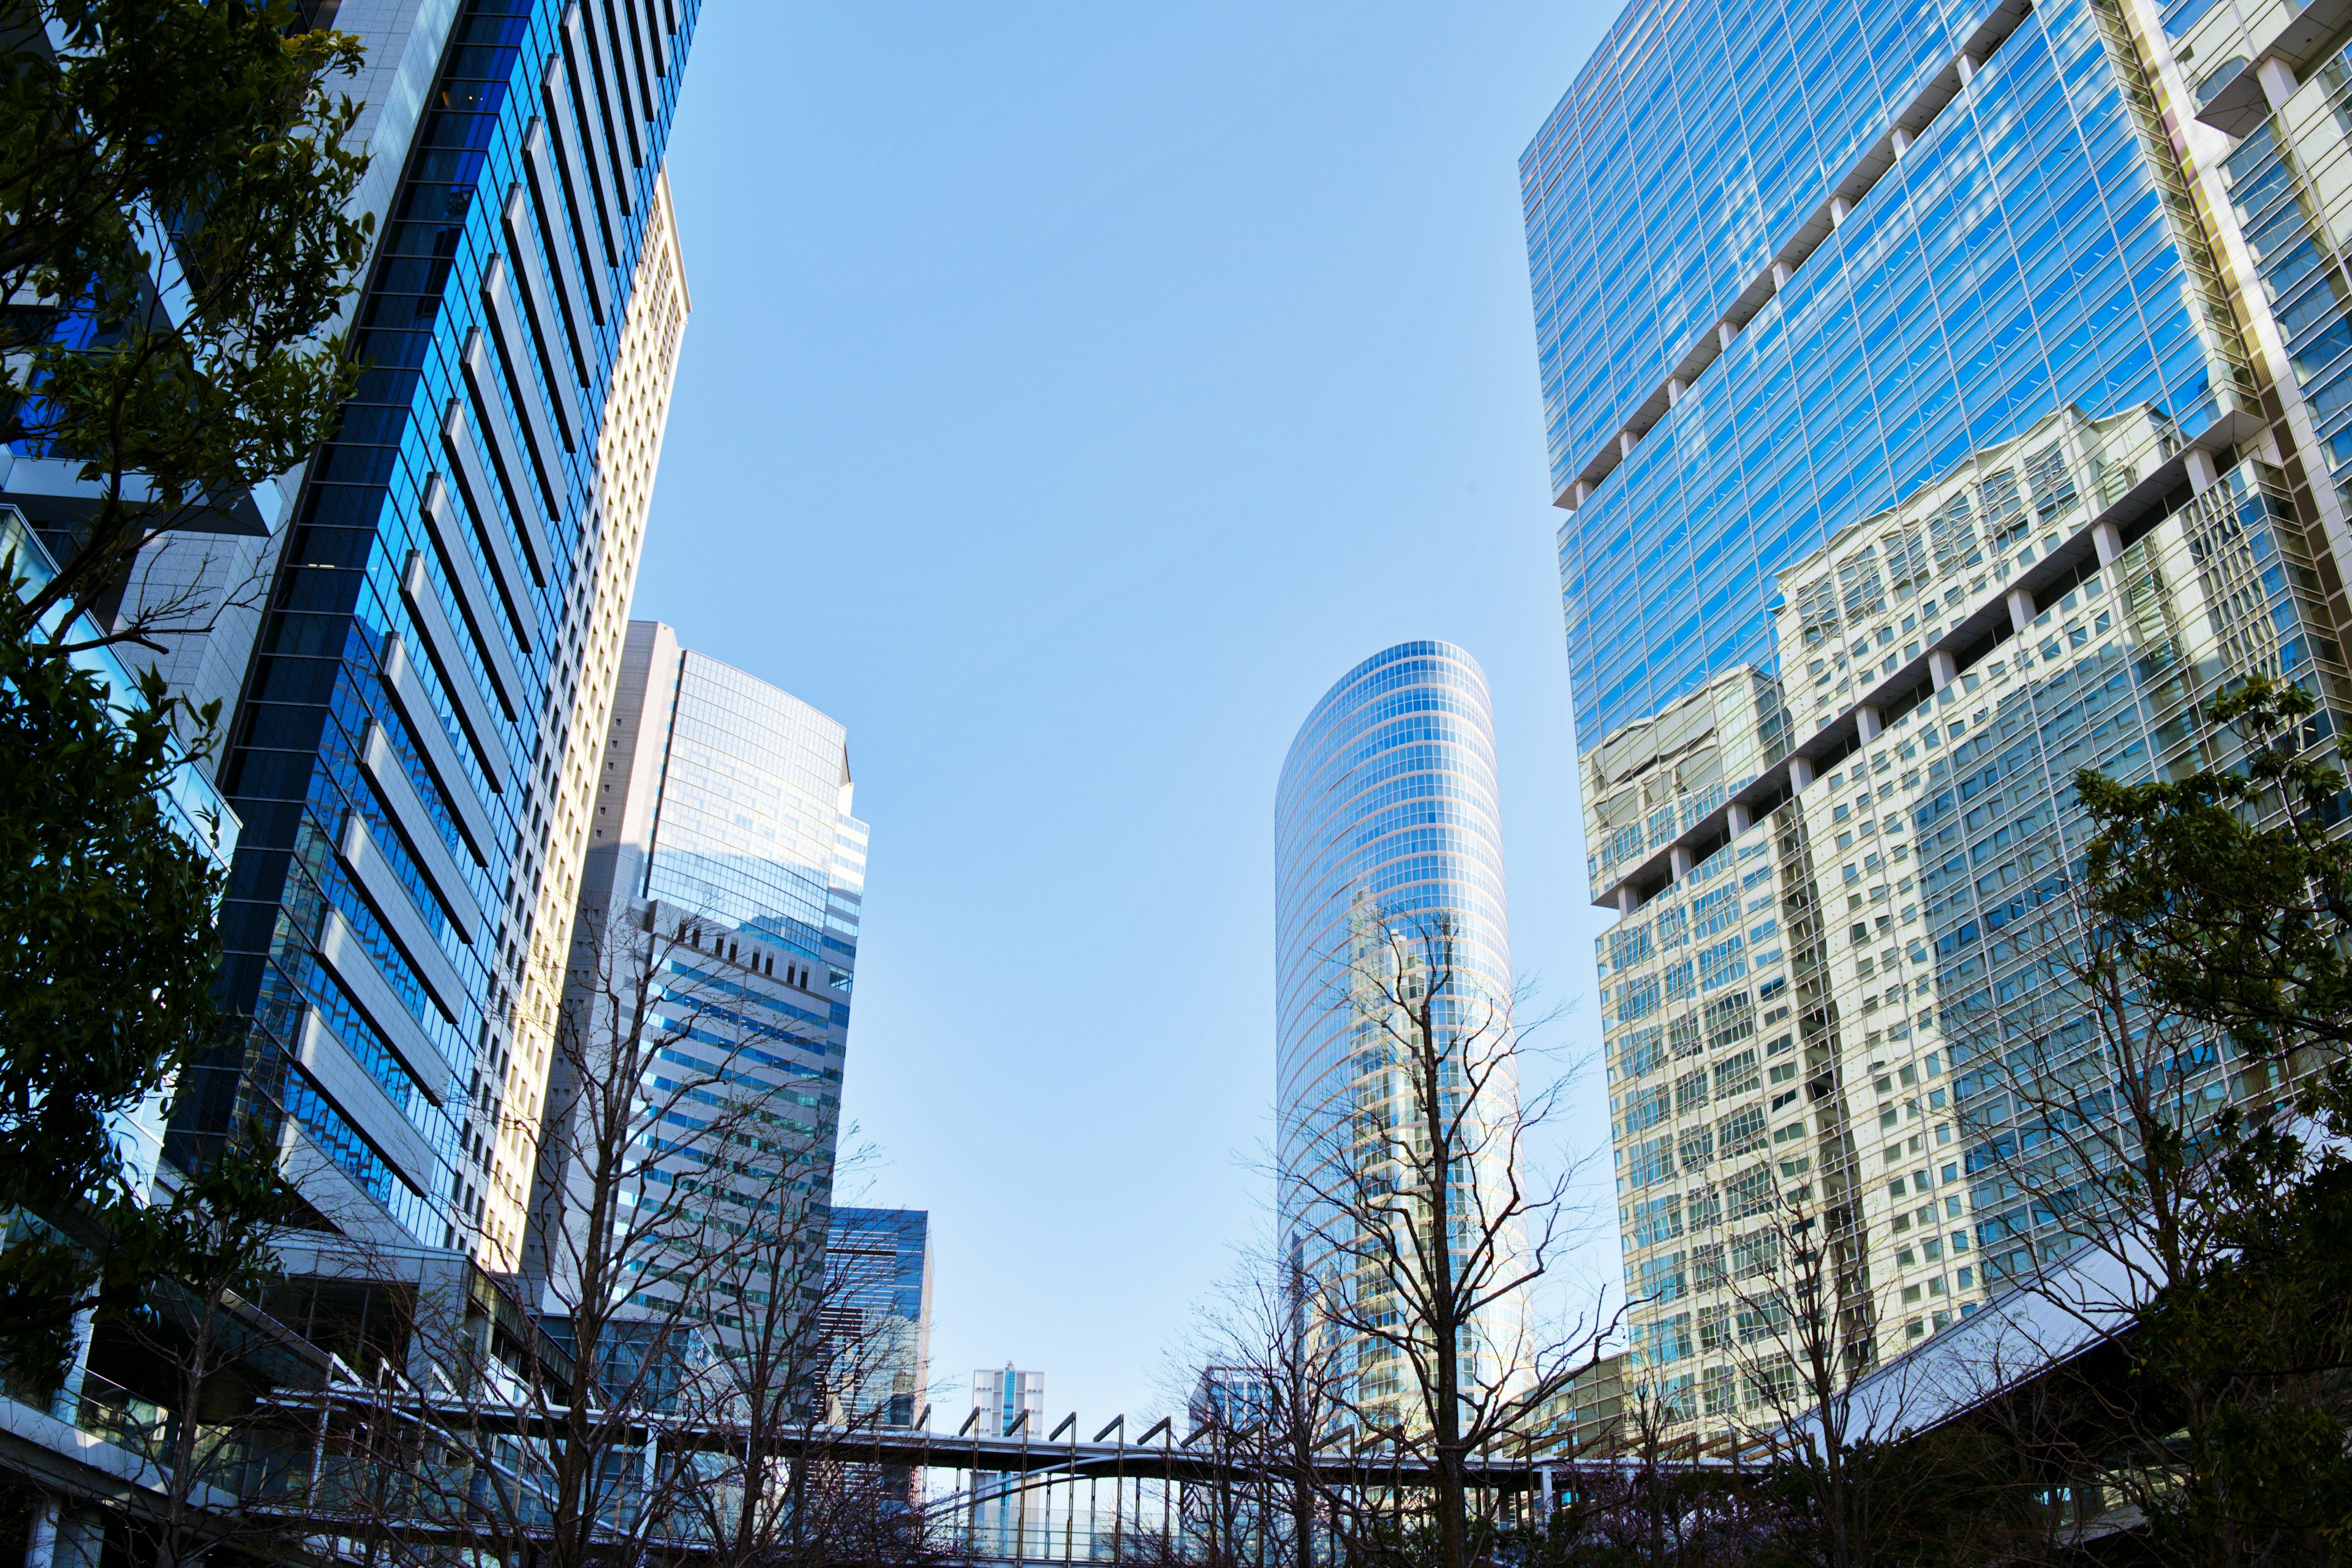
[565,620,863,1325]
[1273,641,1519,1414]
[825,1207,933,1428]
[2179,0,2352,494]
[180,0,703,1251]
[1526,0,2247,754]
[1526,0,2352,1444]
[626,638,867,1030]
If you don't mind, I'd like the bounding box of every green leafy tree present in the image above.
[2078,677,2352,1063]
[0,0,371,652]
[2068,675,2352,1565]
[0,623,281,1390]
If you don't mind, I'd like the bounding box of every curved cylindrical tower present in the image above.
[1274,641,1518,1413]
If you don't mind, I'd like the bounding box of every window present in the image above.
[1978,468,2025,547]
[1731,1231,1782,1280]
[1714,1051,1760,1098]
[2026,443,2077,525]
[1744,1360,1796,1409]
[1678,1125,1715,1171]
[1703,1363,1735,1415]
[1883,527,1931,595]
[1704,991,1755,1049]
[1619,1027,1664,1077]
[1618,975,1660,1022]
[1629,1137,1673,1188]
[1726,1163,1775,1218]
[1698,937,1748,991]
[1632,1194,1683,1246]
[1797,576,1841,644]
[1687,1186,1722,1230]
[1928,489,1978,572]
[1692,1244,1727,1292]
[1668,1014,1702,1057]
[1692,883,1740,939]
[1674,1068,1709,1116]
[1625,1085,1670,1133]
[1720,1105,1769,1158]
[1839,545,1887,619]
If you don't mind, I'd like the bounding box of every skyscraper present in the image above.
[541,620,864,1319]
[1525,0,2352,1442]
[824,1207,935,1429]
[170,0,706,1271]
[1273,641,1522,1421]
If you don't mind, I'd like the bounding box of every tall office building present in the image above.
[168,0,707,1272]
[823,1207,934,1428]
[540,621,862,1317]
[1525,0,2352,1442]
[1273,642,1524,1422]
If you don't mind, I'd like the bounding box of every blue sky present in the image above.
[634,2,1619,1428]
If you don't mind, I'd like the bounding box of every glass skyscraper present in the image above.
[1274,641,1521,1419]
[1526,0,2352,1442]
[547,619,865,1320]
[824,1208,934,1429]
[173,0,705,1267]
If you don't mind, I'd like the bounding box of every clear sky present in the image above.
[633,2,1619,1431]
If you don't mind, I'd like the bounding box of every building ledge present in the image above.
[1555,0,2036,512]
[2194,0,2352,139]
[1591,404,2263,913]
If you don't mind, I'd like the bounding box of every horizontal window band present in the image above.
[296,1005,437,1188]
[606,0,652,140]
[551,29,621,272]
[338,809,467,1023]
[317,903,457,1102]
[483,257,571,511]
[360,716,483,931]
[567,1,636,217]
[461,326,560,538]
[380,629,507,833]
[440,400,542,617]
[420,470,527,706]
[491,225,582,449]
[532,87,611,320]
[641,0,668,77]
[400,548,510,778]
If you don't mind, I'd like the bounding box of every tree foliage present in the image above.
[0,0,371,650]
[0,619,282,1388]
[2071,675,2352,1566]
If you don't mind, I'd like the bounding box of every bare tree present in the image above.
[49,1121,326,1568]
[302,904,841,1568]
[1943,887,2348,1568]
[1719,1178,1925,1568]
[667,1147,962,1566]
[1177,1246,1358,1568]
[1283,906,1609,1568]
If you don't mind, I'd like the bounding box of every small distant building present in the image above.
[1529,1353,1627,1458]
[971,1365,1047,1557]
[1189,1366,1271,1431]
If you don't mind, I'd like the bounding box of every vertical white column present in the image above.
[2007,587,2037,634]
